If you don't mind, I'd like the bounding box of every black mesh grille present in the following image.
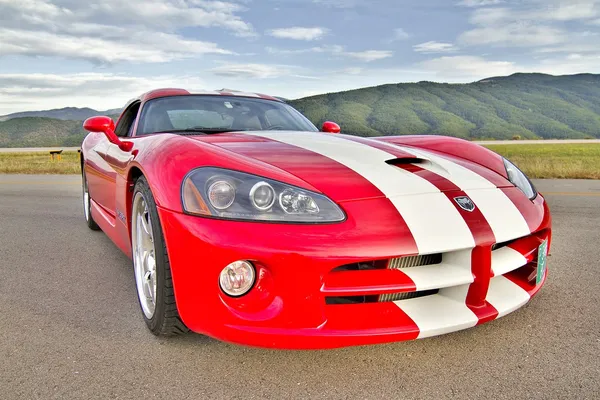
[326,290,439,305]
[387,254,442,270]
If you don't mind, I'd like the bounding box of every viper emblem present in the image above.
[454,196,476,212]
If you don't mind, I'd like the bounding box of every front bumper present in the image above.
[157,192,551,349]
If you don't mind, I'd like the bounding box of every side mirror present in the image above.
[83,116,132,152]
[321,121,341,134]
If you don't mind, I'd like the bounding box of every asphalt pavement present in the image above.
[0,175,599,400]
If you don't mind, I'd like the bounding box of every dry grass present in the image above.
[485,144,600,179]
[0,151,80,174]
[1,144,600,179]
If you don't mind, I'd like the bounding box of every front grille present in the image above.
[378,254,442,302]
[332,259,388,272]
[326,289,438,305]
[323,231,547,310]
[387,254,442,270]
[379,289,439,303]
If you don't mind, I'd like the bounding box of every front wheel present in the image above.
[131,176,189,336]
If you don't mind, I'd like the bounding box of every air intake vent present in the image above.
[379,289,439,303]
[388,254,442,270]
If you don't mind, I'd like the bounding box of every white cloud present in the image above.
[0,72,207,113]
[459,1,600,48]
[391,28,410,41]
[538,2,599,21]
[460,7,567,47]
[534,52,600,75]
[311,0,359,8]
[267,27,329,41]
[211,64,292,78]
[456,0,503,7]
[419,56,518,79]
[265,45,344,55]
[0,0,253,63]
[266,45,392,62]
[0,27,232,63]
[418,52,600,82]
[413,41,459,53]
[344,50,393,61]
[460,24,567,47]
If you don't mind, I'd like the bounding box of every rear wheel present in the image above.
[82,169,100,231]
[131,176,189,336]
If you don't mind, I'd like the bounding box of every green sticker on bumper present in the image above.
[536,240,548,285]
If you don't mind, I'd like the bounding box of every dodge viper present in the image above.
[81,88,551,349]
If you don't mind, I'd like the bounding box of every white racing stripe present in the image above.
[396,283,478,339]
[466,189,530,243]
[389,193,474,254]
[401,249,474,291]
[491,246,528,277]
[376,140,531,243]
[246,132,437,196]
[486,276,531,317]
[243,131,475,253]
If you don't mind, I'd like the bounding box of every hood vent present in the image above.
[385,157,425,166]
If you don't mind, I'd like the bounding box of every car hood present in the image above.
[186,130,512,203]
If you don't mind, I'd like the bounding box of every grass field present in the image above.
[0,151,80,174]
[485,143,600,179]
[0,144,599,179]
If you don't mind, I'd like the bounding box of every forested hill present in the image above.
[288,73,600,140]
[2,73,600,147]
[0,107,122,122]
[0,117,87,148]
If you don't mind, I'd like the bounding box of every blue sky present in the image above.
[1,0,599,114]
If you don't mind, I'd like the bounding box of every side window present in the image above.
[115,102,141,137]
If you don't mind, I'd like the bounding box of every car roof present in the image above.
[136,88,282,104]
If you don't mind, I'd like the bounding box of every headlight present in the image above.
[503,158,537,200]
[182,167,345,223]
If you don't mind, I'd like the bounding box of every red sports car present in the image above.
[81,88,551,349]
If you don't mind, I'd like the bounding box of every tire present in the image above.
[131,176,189,336]
[82,169,101,231]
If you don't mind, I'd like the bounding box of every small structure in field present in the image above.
[49,150,63,161]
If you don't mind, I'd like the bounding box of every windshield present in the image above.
[136,95,318,135]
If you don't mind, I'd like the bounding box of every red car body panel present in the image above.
[82,91,551,349]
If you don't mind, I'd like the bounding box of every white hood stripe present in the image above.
[246,131,436,196]
[375,140,531,242]
[243,131,475,253]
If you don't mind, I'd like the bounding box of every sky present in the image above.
[1,0,600,114]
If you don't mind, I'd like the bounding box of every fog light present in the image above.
[219,260,255,297]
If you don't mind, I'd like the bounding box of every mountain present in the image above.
[0,117,87,148]
[288,73,600,140]
[1,73,600,147]
[0,107,122,122]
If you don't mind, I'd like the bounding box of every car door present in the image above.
[84,129,117,217]
[104,102,142,220]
